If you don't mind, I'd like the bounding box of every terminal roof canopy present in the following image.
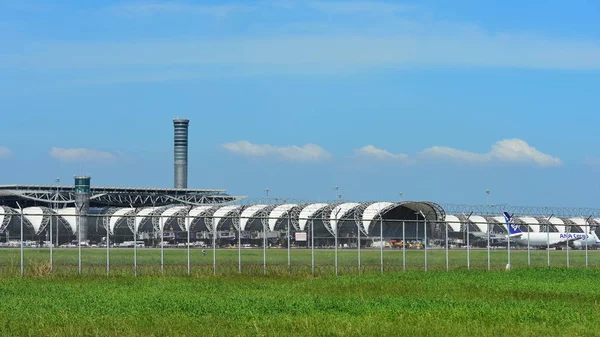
[0,185,244,208]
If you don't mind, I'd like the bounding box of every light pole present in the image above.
[50,177,59,272]
[334,186,338,202]
[398,192,403,201]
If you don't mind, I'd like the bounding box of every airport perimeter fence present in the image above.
[1,212,600,277]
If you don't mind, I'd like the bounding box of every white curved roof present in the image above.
[239,205,268,231]
[268,204,297,231]
[444,215,462,232]
[469,215,488,232]
[362,202,394,234]
[109,208,134,234]
[185,205,214,230]
[134,207,161,232]
[23,207,45,234]
[491,216,508,231]
[549,217,566,233]
[298,203,328,231]
[156,206,188,231]
[569,217,587,232]
[330,203,360,233]
[213,205,242,230]
[57,208,77,233]
[518,216,540,233]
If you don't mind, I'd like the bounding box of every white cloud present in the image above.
[420,139,562,167]
[0,146,12,159]
[50,147,118,163]
[221,140,331,162]
[355,145,409,161]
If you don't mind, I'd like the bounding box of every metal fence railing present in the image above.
[1,212,599,277]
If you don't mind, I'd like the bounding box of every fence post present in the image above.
[18,203,23,277]
[287,215,291,273]
[527,224,531,266]
[311,219,315,277]
[466,219,470,270]
[160,217,164,274]
[379,216,383,275]
[566,225,570,269]
[187,223,190,276]
[50,211,53,272]
[238,218,242,274]
[106,215,110,277]
[213,220,217,276]
[402,221,406,271]
[424,217,428,272]
[357,221,361,275]
[445,221,449,272]
[487,222,490,271]
[263,223,267,276]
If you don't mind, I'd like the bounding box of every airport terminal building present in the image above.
[2,118,599,248]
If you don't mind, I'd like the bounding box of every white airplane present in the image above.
[504,212,600,249]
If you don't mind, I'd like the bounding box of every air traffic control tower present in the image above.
[74,175,91,242]
[173,118,189,189]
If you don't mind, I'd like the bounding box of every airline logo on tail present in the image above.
[504,212,521,235]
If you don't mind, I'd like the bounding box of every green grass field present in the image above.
[0,247,599,277]
[1,267,600,336]
[2,249,600,336]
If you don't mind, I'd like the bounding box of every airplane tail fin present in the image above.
[504,212,522,235]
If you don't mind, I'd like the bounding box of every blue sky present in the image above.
[0,0,599,207]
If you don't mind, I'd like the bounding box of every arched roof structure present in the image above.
[518,216,540,233]
[444,215,462,232]
[549,217,566,233]
[213,205,242,231]
[57,208,78,233]
[23,207,48,234]
[268,204,297,231]
[362,202,394,235]
[569,217,587,232]
[330,203,360,233]
[298,203,328,231]
[109,208,135,234]
[159,206,188,231]
[469,215,488,232]
[185,205,214,231]
[134,207,162,232]
[240,205,269,231]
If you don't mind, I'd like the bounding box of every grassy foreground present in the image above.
[1,248,600,277]
[1,269,600,336]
